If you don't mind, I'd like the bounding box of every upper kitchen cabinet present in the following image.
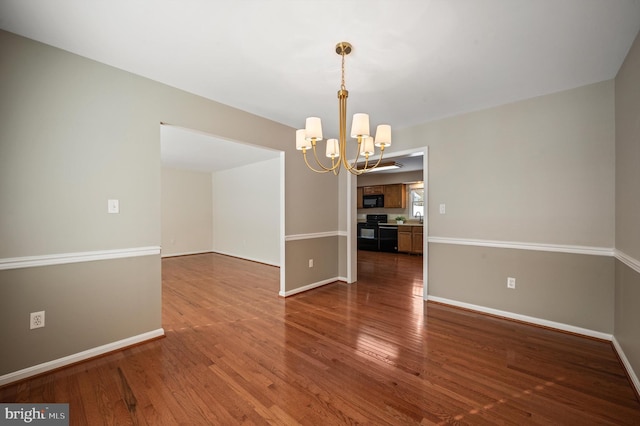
[358,184,406,209]
[383,184,406,208]
[362,185,384,195]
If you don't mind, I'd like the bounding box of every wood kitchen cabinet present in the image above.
[412,226,423,254]
[362,185,384,195]
[383,184,406,208]
[358,184,406,209]
[398,225,423,254]
[398,227,412,253]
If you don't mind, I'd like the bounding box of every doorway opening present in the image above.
[159,124,286,295]
[351,147,428,299]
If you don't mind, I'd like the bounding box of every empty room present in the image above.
[1,1,640,424]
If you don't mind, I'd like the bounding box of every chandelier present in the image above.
[296,42,392,175]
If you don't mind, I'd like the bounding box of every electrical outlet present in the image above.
[30,311,45,329]
[308,259,314,268]
[439,204,446,214]
[507,277,516,289]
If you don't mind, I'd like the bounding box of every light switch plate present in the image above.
[439,204,446,214]
[108,199,119,214]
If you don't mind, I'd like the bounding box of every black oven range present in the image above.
[357,214,398,252]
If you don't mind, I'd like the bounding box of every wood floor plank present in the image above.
[2,251,639,425]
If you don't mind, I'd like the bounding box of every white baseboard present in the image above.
[161,249,212,258]
[211,250,279,267]
[427,296,613,341]
[0,328,165,387]
[612,336,640,396]
[161,250,280,267]
[280,277,340,297]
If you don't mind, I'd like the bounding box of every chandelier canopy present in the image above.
[296,42,392,175]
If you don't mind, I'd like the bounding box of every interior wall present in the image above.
[391,80,615,333]
[161,167,213,257]
[430,244,615,333]
[0,30,165,378]
[285,236,339,295]
[358,170,423,187]
[0,29,339,380]
[615,31,640,259]
[0,37,160,258]
[212,157,281,266]
[285,148,341,292]
[0,256,160,376]
[396,80,615,247]
[614,30,640,385]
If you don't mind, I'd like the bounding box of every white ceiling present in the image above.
[160,125,280,172]
[2,0,639,172]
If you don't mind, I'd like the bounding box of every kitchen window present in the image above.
[410,187,424,219]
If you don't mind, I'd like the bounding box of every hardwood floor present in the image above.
[2,251,639,424]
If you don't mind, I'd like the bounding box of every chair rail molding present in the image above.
[0,246,161,271]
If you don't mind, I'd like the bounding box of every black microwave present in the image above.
[363,194,384,208]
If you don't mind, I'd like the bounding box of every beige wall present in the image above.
[0,38,161,258]
[0,256,160,375]
[429,244,615,333]
[212,157,281,266]
[162,159,281,266]
[615,32,640,260]
[396,80,615,247]
[614,30,640,382]
[339,172,357,282]
[285,237,339,293]
[0,30,340,378]
[161,167,213,257]
[357,170,423,187]
[390,80,616,333]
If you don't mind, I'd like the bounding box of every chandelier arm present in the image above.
[302,139,338,173]
[358,145,387,172]
[342,136,366,174]
[309,140,340,172]
[346,163,365,175]
[302,150,330,173]
[302,150,334,174]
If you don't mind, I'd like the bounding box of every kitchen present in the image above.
[356,155,424,254]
